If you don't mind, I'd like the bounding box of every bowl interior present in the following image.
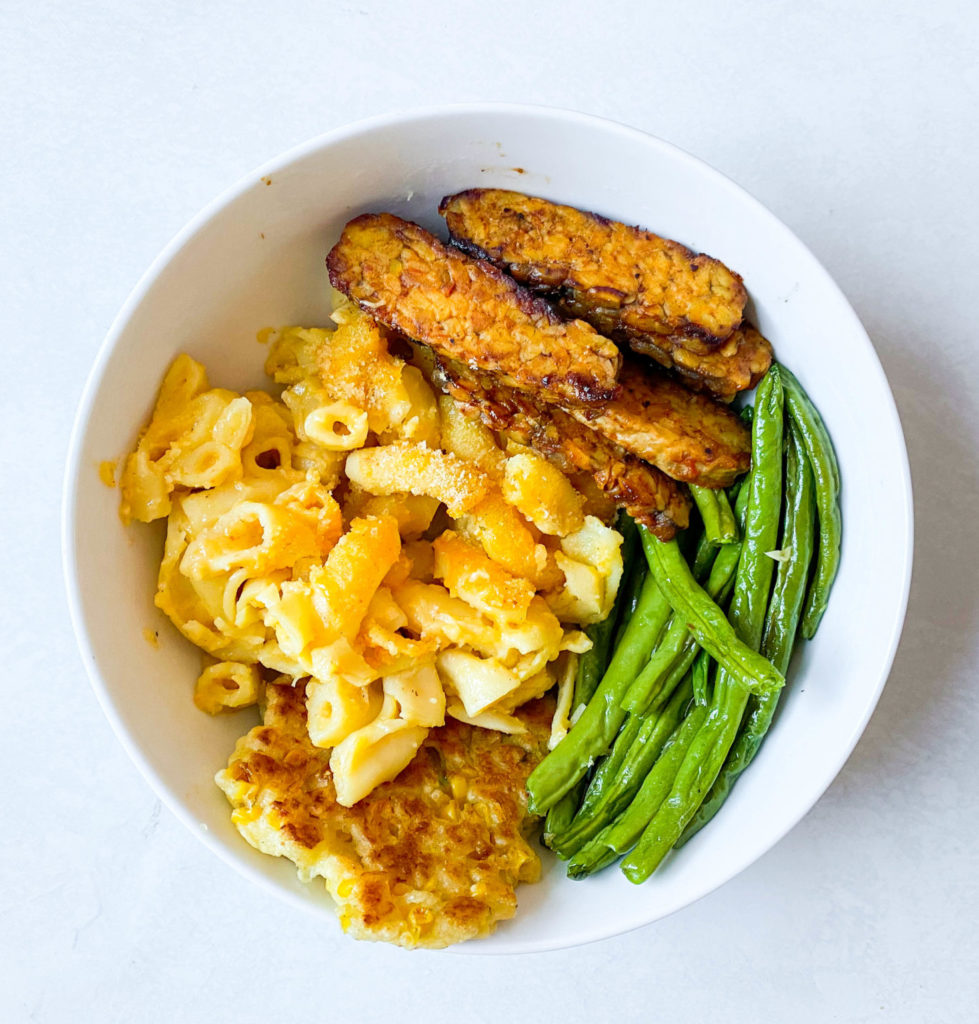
[65,106,912,953]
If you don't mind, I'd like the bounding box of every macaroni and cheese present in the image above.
[120,302,623,812]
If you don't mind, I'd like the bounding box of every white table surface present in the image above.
[3,1,978,1020]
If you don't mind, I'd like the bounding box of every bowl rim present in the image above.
[62,102,914,954]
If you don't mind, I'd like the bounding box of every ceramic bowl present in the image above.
[64,104,913,953]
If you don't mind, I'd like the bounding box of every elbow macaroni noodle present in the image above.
[121,302,624,806]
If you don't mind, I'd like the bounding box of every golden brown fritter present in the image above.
[433,356,690,539]
[629,323,773,401]
[439,188,747,349]
[217,680,553,949]
[326,213,621,411]
[565,359,751,488]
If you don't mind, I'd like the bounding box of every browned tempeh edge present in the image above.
[621,324,773,402]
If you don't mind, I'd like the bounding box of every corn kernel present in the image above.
[337,877,357,898]
[450,775,468,801]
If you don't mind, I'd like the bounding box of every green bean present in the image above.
[549,676,694,858]
[526,571,672,814]
[652,652,699,710]
[612,517,646,649]
[691,648,711,706]
[547,714,645,857]
[619,365,785,882]
[575,603,621,713]
[691,480,743,578]
[622,536,741,714]
[658,544,741,706]
[676,422,816,846]
[618,694,747,882]
[726,369,785,648]
[645,566,739,714]
[567,699,709,878]
[640,530,784,697]
[621,615,696,715]
[620,518,719,715]
[760,427,817,673]
[779,364,841,638]
[636,482,749,713]
[544,785,582,842]
[578,712,647,808]
[690,484,739,545]
[713,488,738,541]
[690,529,718,582]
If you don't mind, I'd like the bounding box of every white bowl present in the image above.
[63,104,913,953]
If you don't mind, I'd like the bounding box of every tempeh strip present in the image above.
[327,212,621,411]
[440,188,746,348]
[564,359,751,488]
